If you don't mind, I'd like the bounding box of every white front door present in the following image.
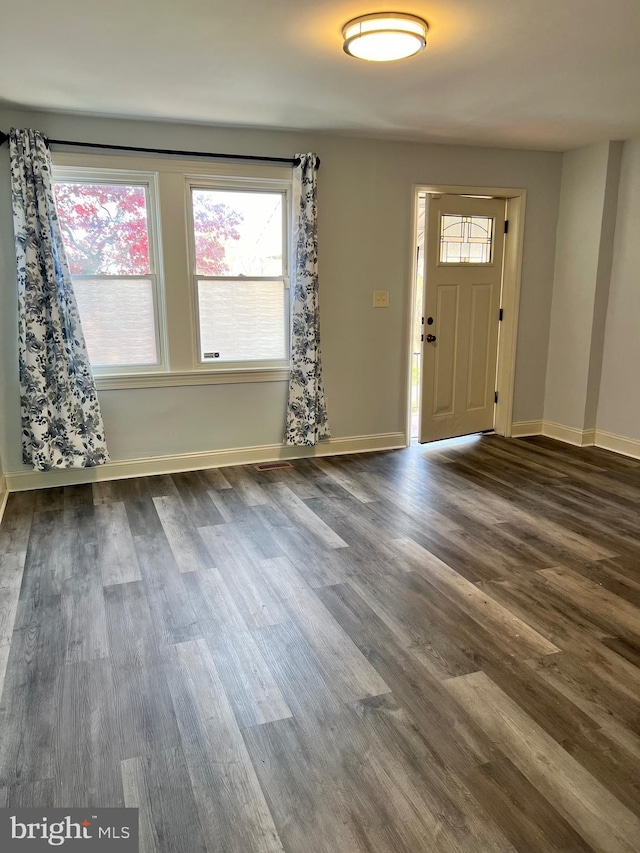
[419,194,506,443]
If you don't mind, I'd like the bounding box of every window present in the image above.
[54,171,164,371]
[439,214,494,264]
[52,155,293,386]
[190,185,289,365]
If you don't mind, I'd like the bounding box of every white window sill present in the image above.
[94,367,290,390]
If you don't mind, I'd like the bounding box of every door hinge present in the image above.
[494,391,498,404]
[499,308,503,321]
[504,220,509,234]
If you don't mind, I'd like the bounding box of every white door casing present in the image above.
[420,194,506,443]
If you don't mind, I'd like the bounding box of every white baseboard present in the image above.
[5,425,639,494]
[594,429,640,461]
[510,420,543,437]
[0,475,7,522]
[511,419,640,459]
[512,418,597,447]
[5,432,407,492]
[542,421,596,447]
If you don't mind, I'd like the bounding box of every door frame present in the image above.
[406,184,527,445]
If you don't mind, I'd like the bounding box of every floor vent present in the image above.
[253,461,294,472]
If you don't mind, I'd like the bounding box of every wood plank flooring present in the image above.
[1,434,640,851]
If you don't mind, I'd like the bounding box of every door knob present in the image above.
[426,334,437,343]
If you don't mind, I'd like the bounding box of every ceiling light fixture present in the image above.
[342,12,428,62]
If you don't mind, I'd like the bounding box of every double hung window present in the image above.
[54,170,163,371]
[190,184,289,365]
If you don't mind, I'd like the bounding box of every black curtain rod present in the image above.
[0,131,318,168]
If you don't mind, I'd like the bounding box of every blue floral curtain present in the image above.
[285,153,330,446]
[9,128,109,471]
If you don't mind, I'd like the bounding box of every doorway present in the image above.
[410,192,426,440]
[408,185,526,444]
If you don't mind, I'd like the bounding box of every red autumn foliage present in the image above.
[54,182,242,276]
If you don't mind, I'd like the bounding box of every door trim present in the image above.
[406,184,527,445]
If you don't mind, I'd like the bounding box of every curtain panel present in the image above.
[285,153,330,446]
[9,128,109,470]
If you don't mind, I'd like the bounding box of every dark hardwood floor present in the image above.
[1,434,640,852]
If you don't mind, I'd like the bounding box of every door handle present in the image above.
[426,334,437,343]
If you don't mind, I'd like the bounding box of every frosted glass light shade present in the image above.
[343,13,428,62]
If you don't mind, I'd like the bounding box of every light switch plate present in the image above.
[373,290,389,308]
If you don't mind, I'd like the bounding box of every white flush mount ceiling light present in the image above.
[342,12,428,62]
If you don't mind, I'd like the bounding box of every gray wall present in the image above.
[597,137,640,440]
[544,142,622,431]
[0,108,563,474]
[0,452,5,512]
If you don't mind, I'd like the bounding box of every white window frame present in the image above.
[186,176,292,372]
[52,166,168,376]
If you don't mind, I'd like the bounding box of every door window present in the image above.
[439,214,494,264]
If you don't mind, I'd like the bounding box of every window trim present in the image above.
[186,176,292,372]
[52,166,169,375]
[92,367,290,390]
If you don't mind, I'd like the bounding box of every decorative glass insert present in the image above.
[440,214,494,264]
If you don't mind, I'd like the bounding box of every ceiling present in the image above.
[1,0,639,151]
